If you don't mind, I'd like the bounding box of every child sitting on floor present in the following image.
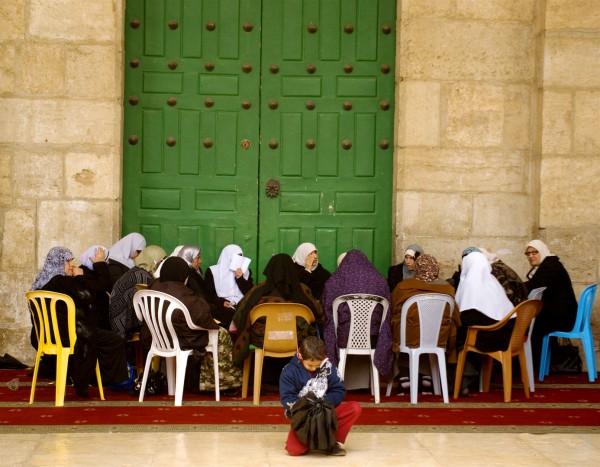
[279,336,362,456]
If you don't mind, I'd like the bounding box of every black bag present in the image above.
[550,339,582,374]
[130,369,168,397]
[290,392,338,451]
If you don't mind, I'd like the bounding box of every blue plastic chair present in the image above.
[539,282,598,382]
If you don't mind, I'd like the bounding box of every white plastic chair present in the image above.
[386,293,454,404]
[524,287,546,391]
[133,289,220,406]
[332,294,389,404]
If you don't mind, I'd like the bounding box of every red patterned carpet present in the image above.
[1,369,599,434]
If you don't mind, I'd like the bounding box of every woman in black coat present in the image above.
[524,240,578,371]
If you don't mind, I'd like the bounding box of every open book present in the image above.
[229,254,251,274]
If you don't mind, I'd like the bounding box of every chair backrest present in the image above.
[26,290,77,355]
[527,287,546,300]
[400,293,454,349]
[332,294,389,351]
[572,282,598,333]
[249,302,315,354]
[133,289,199,355]
[507,299,543,352]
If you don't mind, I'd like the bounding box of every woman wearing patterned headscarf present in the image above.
[390,254,460,393]
[31,246,129,397]
[109,245,166,339]
[291,242,331,300]
[387,243,424,293]
[321,249,393,380]
[524,239,577,370]
[107,232,146,286]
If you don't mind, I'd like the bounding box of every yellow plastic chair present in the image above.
[241,302,316,405]
[27,290,105,406]
[453,299,542,402]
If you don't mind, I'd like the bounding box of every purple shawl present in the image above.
[321,250,393,377]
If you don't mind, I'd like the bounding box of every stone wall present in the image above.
[0,0,124,364]
[0,0,598,366]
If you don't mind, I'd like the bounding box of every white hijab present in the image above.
[456,251,514,321]
[525,239,554,279]
[292,242,318,271]
[108,233,146,268]
[209,244,249,305]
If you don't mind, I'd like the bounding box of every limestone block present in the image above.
[14,150,63,199]
[542,91,573,155]
[0,327,35,367]
[457,0,535,22]
[0,152,12,205]
[400,81,440,146]
[544,36,600,88]
[546,0,600,29]
[37,200,115,268]
[400,147,527,192]
[0,0,25,40]
[504,84,532,150]
[66,45,117,99]
[446,83,505,148]
[574,91,600,154]
[29,0,116,42]
[539,156,600,228]
[534,228,599,284]
[18,43,64,94]
[398,191,472,237]
[472,193,530,237]
[0,43,16,93]
[1,209,35,269]
[402,20,534,81]
[402,0,453,18]
[65,152,114,199]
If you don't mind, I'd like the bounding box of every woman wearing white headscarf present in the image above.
[524,239,577,370]
[205,244,254,309]
[291,242,331,300]
[455,251,515,353]
[107,232,146,285]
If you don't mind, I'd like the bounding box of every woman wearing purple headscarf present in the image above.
[321,250,393,379]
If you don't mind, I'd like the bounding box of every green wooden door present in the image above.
[123,0,395,274]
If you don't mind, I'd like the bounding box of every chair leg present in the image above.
[211,347,220,402]
[139,352,154,403]
[165,357,176,396]
[371,361,380,404]
[29,353,42,404]
[338,350,347,380]
[539,335,551,381]
[518,351,530,399]
[253,350,264,406]
[174,355,188,406]
[241,354,252,399]
[581,332,597,382]
[409,351,419,404]
[95,361,105,401]
[55,350,70,407]
[524,339,535,392]
[501,354,512,403]
[480,356,493,393]
[436,352,449,404]
[453,350,467,399]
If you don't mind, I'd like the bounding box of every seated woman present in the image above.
[321,249,393,383]
[453,247,528,306]
[524,239,578,371]
[77,244,113,330]
[205,244,254,312]
[391,254,460,392]
[231,253,323,368]
[145,256,241,393]
[109,245,166,339]
[176,245,236,330]
[107,232,146,286]
[31,246,129,397]
[291,242,331,300]
[387,244,424,293]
